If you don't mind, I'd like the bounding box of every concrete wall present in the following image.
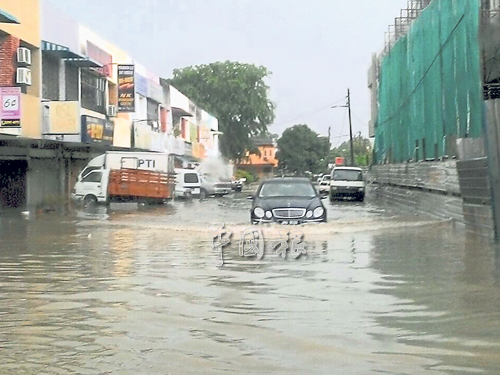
[368,160,495,241]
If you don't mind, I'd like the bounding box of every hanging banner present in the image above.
[117,64,135,112]
[0,87,21,127]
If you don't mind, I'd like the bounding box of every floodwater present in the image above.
[1,189,500,374]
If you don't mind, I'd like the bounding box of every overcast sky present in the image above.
[49,0,408,147]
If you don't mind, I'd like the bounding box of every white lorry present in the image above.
[72,151,176,206]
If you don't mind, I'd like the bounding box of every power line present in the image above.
[272,97,349,127]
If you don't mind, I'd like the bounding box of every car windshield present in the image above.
[332,169,363,181]
[259,181,316,198]
[184,173,199,183]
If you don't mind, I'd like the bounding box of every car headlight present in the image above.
[254,207,265,218]
[358,187,365,191]
[265,211,272,218]
[306,210,313,218]
[313,207,324,217]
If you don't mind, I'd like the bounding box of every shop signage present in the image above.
[117,64,135,112]
[148,80,163,103]
[49,101,79,134]
[0,87,21,127]
[135,74,148,97]
[81,115,114,145]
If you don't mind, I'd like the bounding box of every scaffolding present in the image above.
[374,0,483,163]
[382,0,433,56]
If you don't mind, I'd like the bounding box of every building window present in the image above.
[147,98,159,131]
[42,52,60,100]
[81,70,106,114]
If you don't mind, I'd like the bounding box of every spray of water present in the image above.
[196,157,234,181]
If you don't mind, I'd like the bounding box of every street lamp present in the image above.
[332,89,355,167]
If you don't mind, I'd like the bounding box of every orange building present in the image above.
[238,137,278,179]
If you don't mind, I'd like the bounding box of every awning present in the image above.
[42,40,102,68]
[172,154,200,163]
[0,9,20,24]
[64,57,102,68]
[171,107,193,117]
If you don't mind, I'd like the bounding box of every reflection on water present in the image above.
[370,228,500,374]
[0,207,499,374]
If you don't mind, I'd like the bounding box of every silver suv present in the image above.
[200,174,232,198]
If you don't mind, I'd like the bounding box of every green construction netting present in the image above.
[375,0,483,163]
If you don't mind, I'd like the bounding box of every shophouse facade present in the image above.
[0,0,220,209]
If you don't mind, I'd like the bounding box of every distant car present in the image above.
[200,174,232,198]
[318,174,331,195]
[329,167,365,202]
[249,177,327,224]
[232,178,244,192]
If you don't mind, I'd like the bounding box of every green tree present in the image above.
[167,61,275,161]
[276,125,329,176]
[330,132,372,166]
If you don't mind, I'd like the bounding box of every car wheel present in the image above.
[83,194,98,208]
[200,188,207,199]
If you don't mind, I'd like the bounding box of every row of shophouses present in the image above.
[0,0,222,209]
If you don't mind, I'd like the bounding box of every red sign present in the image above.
[335,157,345,166]
[87,42,112,77]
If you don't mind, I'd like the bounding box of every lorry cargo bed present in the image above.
[108,169,175,200]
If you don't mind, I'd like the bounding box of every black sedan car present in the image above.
[249,177,327,224]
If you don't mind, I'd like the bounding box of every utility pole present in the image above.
[332,89,355,166]
[347,89,355,166]
[327,125,331,167]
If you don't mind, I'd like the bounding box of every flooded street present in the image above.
[1,189,500,374]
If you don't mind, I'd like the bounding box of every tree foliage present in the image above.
[276,125,329,176]
[167,61,275,161]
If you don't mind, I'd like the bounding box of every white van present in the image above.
[175,168,201,198]
[329,167,365,202]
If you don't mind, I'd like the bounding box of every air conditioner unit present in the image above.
[17,47,31,65]
[107,105,117,117]
[16,67,31,85]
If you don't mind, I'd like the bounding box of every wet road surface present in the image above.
[1,188,500,374]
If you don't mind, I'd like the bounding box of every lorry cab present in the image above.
[175,168,201,198]
[72,156,110,205]
[329,166,365,202]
